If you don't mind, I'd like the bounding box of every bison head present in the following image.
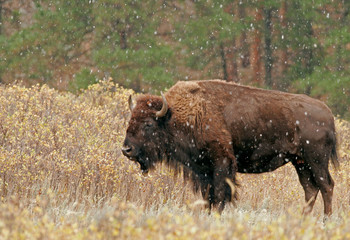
[122,93,170,174]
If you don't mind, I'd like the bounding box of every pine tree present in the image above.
[91,0,175,92]
[178,0,244,82]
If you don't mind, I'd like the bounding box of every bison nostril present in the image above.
[122,146,132,156]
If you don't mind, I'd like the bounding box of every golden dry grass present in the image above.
[0,80,349,239]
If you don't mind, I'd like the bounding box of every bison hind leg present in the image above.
[293,160,319,215]
[309,163,334,216]
[304,142,336,216]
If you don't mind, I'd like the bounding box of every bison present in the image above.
[122,80,339,216]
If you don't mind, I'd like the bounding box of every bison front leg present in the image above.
[211,152,238,214]
[213,166,229,213]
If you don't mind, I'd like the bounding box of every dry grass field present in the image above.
[0,80,349,239]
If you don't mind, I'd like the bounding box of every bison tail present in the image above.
[330,131,340,170]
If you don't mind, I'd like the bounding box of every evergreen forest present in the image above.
[0,0,349,118]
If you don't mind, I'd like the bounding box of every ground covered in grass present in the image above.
[0,81,349,239]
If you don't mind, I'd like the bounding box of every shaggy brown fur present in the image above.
[122,80,339,215]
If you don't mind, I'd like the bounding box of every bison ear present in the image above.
[156,92,168,118]
[128,95,134,111]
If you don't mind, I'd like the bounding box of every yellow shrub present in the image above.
[0,81,349,239]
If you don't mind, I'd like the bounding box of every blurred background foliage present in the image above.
[0,0,349,118]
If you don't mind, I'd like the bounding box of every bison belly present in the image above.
[234,141,294,173]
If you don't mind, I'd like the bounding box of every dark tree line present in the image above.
[0,0,349,118]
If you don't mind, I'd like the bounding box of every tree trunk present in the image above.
[238,2,250,68]
[119,29,127,49]
[336,0,349,71]
[264,8,273,88]
[0,0,3,83]
[225,40,239,82]
[304,20,313,75]
[280,1,288,76]
[220,43,228,81]
[252,6,263,86]
[0,1,2,35]
[113,19,127,50]
[131,74,141,92]
[221,3,239,82]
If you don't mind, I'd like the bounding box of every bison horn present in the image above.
[156,92,168,118]
[128,95,134,111]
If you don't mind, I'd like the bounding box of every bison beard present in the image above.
[122,80,339,216]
